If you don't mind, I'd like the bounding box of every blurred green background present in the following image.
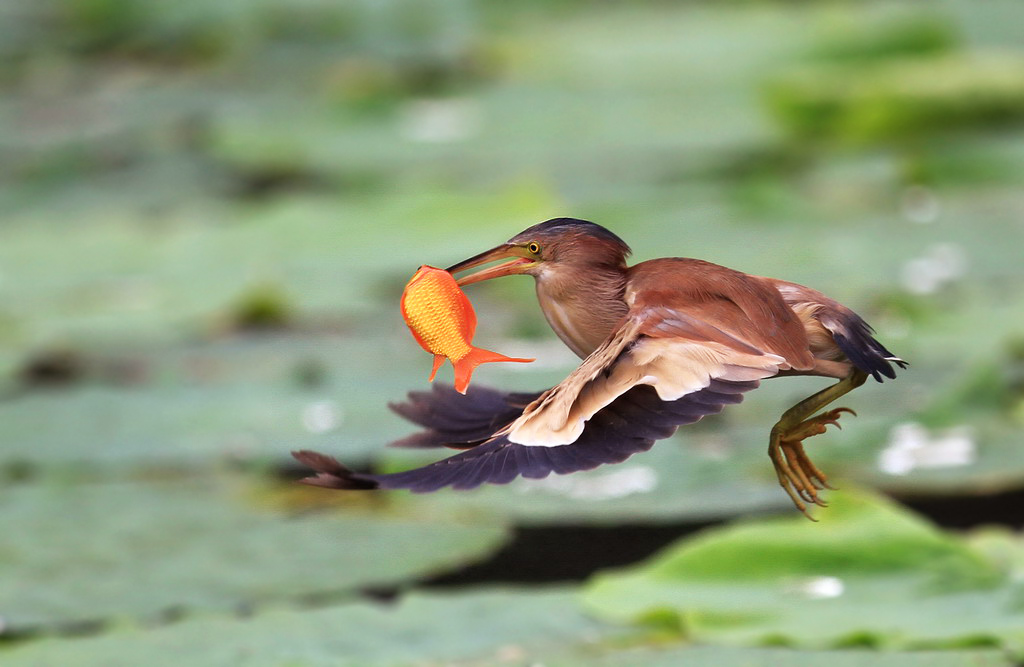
[2,0,1024,664]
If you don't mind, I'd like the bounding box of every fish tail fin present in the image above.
[452,347,534,394]
[428,354,446,382]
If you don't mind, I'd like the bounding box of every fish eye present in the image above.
[527,242,541,255]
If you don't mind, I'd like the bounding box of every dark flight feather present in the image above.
[386,384,543,449]
[292,380,758,492]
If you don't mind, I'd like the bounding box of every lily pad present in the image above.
[765,52,1024,145]
[0,335,415,470]
[0,331,567,472]
[1,588,601,667]
[967,527,1024,581]
[0,476,507,633]
[582,488,1024,655]
[1,586,1011,667]
[551,648,1014,667]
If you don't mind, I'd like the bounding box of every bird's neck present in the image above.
[534,265,629,358]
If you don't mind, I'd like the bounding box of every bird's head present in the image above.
[447,218,631,286]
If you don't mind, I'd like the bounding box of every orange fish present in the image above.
[401,265,533,394]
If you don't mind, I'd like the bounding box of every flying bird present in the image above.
[294,218,905,516]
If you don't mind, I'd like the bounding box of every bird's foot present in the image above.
[768,408,856,520]
[785,407,857,444]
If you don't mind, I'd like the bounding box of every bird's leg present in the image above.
[768,370,868,518]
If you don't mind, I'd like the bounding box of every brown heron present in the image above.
[294,218,905,516]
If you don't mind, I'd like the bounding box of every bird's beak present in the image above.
[446,244,536,286]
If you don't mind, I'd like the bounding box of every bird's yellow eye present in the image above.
[527,242,541,255]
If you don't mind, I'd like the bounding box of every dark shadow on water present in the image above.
[422,521,714,588]
[901,488,1024,530]
[420,488,1024,588]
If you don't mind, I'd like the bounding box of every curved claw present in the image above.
[781,407,858,444]
[821,407,857,430]
[769,433,817,520]
[770,426,840,518]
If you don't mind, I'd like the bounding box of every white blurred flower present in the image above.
[301,400,343,434]
[878,422,976,476]
[693,434,733,461]
[900,242,968,295]
[928,243,968,281]
[786,576,845,599]
[400,97,480,143]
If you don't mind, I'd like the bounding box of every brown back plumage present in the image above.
[627,259,816,371]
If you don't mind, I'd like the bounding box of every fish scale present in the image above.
[405,274,472,361]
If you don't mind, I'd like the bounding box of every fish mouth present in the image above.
[446,244,536,286]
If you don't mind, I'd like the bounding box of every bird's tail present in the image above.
[827,312,908,382]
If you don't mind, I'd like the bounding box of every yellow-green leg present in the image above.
[768,370,868,519]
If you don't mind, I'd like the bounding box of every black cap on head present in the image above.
[509,218,631,258]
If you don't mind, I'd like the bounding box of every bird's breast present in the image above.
[535,281,627,358]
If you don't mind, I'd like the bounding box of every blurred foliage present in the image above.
[8,585,1013,666]
[923,355,1024,427]
[3,0,478,70]
[583,489,1024,655]
[2,0,1024,663]
[57,0,236,62]
[0,475,508,633]
[229,284,293,331]
[2,588,602,666]
[15,346,88,388]
[806,11,959,63]
[765,53,1024,145]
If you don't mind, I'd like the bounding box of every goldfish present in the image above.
[401,265,533,394]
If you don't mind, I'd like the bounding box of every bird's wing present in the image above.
[386,383,543,449]
[504,312,785,447]
[292,379,757,492]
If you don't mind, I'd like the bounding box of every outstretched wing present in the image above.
[504,309,793,448]
[293,379,756,491]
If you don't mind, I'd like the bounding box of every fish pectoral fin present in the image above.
[452,346,534,395]
[428,354,446,382]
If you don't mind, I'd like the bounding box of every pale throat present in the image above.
[534,264,628,358]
